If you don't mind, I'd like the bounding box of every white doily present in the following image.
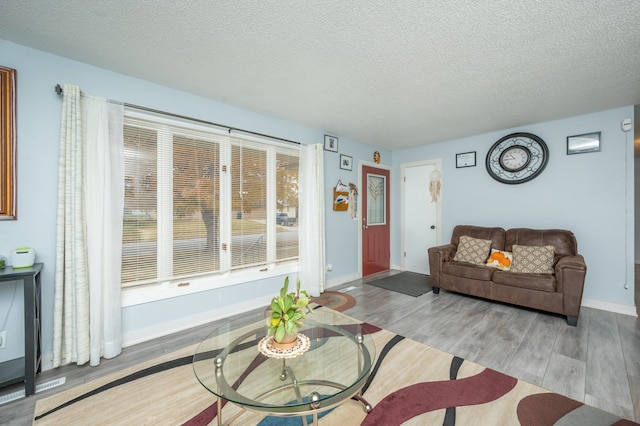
[258,333,311,359]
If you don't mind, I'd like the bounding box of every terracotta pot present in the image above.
[271,331,299,349]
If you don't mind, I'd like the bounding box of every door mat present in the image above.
[366,271,431,297]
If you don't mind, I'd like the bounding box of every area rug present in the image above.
[367,271,432,297]
[311,290,356,312]
[33,307,637,426]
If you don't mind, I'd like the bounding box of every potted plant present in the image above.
[267,276,313,346]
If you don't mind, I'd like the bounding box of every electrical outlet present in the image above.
[0,331,6,349]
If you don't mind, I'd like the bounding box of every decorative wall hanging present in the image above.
[0,65,17,220]
[373,151,381,164]
[333,180,349,211]
[567,132,600,155]
[340,154,353,171]
[324,134,338,152]
[348,182,358,219]
[429,170,441,203]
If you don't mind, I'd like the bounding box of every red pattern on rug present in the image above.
[361,368,518,425]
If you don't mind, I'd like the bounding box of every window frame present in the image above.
[121,109,299,307]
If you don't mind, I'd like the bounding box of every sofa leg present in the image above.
[566,316,578,326]
[433,287,440,294]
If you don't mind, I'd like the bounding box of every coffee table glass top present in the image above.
[193,307,375,415]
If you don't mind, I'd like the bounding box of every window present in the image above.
[122,110,299,295]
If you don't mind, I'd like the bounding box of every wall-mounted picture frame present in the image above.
[0,65,17,220]
[339,154,353,171]
[324,134,338,152]
[456,151,476,168]
[567,131,601,155]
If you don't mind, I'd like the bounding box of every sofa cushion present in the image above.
[485,248,512,270]
[505,228,578,257]
[443,261,494,281]
[453,236,492,265]
[493,270,557,292]
[451,225,506,250]
[510,244,555,274]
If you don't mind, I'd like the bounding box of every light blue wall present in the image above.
[0,39,634,368]
[0,40,382,365]
[392,107,636,307]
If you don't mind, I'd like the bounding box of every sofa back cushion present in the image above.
[451,225,506,250]
[505,228,578,257]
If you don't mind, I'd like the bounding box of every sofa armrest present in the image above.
[428,244,456,288]
[555,255,587,319]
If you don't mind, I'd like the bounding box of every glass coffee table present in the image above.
[193,307,375,425]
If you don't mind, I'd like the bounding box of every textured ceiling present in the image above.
[1,1,639,150]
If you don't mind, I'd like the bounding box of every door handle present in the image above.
[363,225,369,230]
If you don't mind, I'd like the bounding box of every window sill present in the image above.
[121,263,299,307]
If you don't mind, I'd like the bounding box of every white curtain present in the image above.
[83,95,124,366]
[53,85,124,367]
[298,144,326,296]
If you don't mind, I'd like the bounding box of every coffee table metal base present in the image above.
[216,362,372,426]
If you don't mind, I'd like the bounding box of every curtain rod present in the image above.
[54,84,301,146]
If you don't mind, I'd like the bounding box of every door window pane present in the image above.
[367,174,386,225]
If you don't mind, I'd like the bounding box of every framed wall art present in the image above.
[0,65,17,220]
[456,151,476,168]
[340,154,353,171]
[324,134,338,152]
[567,131,600,155]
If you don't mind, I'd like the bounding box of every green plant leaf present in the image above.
[275,323,285,342]
[290,312,302,322]
[271,299,282,313]
[284,294,293,311]
[281,276,289,298]
[285,320,296,334]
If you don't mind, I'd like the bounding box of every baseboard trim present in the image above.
[582,297,637,317]
[325,272,360,290]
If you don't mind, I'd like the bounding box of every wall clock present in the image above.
[485,132,549,184]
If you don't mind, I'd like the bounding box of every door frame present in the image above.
[400,159,442,272]
[358,160,392,277]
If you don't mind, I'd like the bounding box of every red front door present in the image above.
[362,165,390,276]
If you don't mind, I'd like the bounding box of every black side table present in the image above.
[0,263,43,396]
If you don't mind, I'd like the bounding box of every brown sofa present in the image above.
[428,225,587,326]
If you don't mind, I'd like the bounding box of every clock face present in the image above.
[486,133,549,184]
[499,146,531,172]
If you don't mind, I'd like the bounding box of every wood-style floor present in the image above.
[1,269,639,425]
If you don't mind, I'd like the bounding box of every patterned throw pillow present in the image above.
[453,236,492,265]
[510,245,555,274]
[485,248,513,270]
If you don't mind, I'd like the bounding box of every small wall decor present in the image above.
[567,132,601,155]
[373,151,381,164]
[340,154,353,171]
[456,151,476,168]
[429,170,441,203]
[324,134,338,152]
[333,180,350,211]
[348,183,358,219]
